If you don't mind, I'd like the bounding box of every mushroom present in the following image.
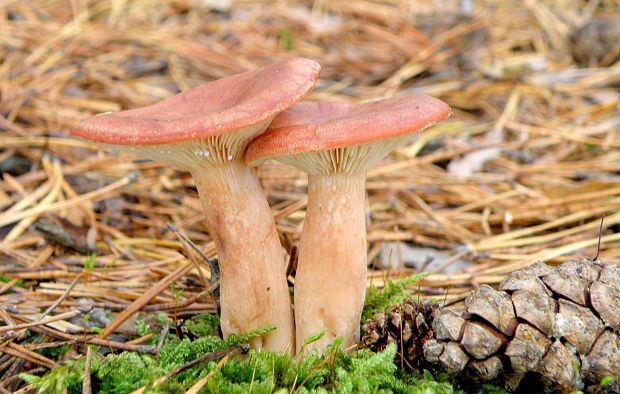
[245,95,451,352]
[71,58,321,353]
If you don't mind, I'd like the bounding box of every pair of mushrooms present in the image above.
[72,58,450,354]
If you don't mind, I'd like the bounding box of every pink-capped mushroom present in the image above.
[246,95,451,353]
[71,58,321,353]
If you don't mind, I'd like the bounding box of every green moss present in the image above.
[135,319,151,337]
[279,27,294,51]
[21,328,459,394]
[36,344,71,359]
[96,352,163,393]
[18,272,471,394]
[158,335,225,368]
[20,358,85,393]
[0,275,24,287]
[184,312,220,336]
[20,272,516,393]
[362,272,431,322]
[202,342,456,394]
[226,325,276,346]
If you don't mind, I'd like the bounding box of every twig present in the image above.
[429,250,469,273]
[39,274,81,319]
[0,343,56,369]
[167,223,210,289]
[149,344,249,390]
[166,223,221,312]
[82,345,92,394]
[27,325,157,354]
[286,245,298,278]
[0,308,87,334]
[155,318,172,354]
[0,173,137,228]
[184,355,230,394]
[592,215,605,262]
[0,306,17,326]
[24,340,74,350]
[207,258,221,315]
[143,281,219,311]
[3,368,45,393]
[99,260,195,339]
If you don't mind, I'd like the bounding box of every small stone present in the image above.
[572,16,620,66]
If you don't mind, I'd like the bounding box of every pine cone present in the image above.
[361,299,437,369]
[361,257,620,393]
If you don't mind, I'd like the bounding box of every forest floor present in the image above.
[0,0,619,392]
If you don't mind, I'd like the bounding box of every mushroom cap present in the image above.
[71,57,321,146]
[245,95,450,166]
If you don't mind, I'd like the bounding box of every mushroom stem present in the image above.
[192,161,294,353]
[295,172,367,353]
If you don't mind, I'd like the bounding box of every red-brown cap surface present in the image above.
[71,57,321,146]
[245,95,450,166]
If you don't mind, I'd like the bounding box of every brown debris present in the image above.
[572,16,620,67]
[1,0,620,391]
[520,261,557,278]
[35,214,99,254]
[422,338,444,363]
